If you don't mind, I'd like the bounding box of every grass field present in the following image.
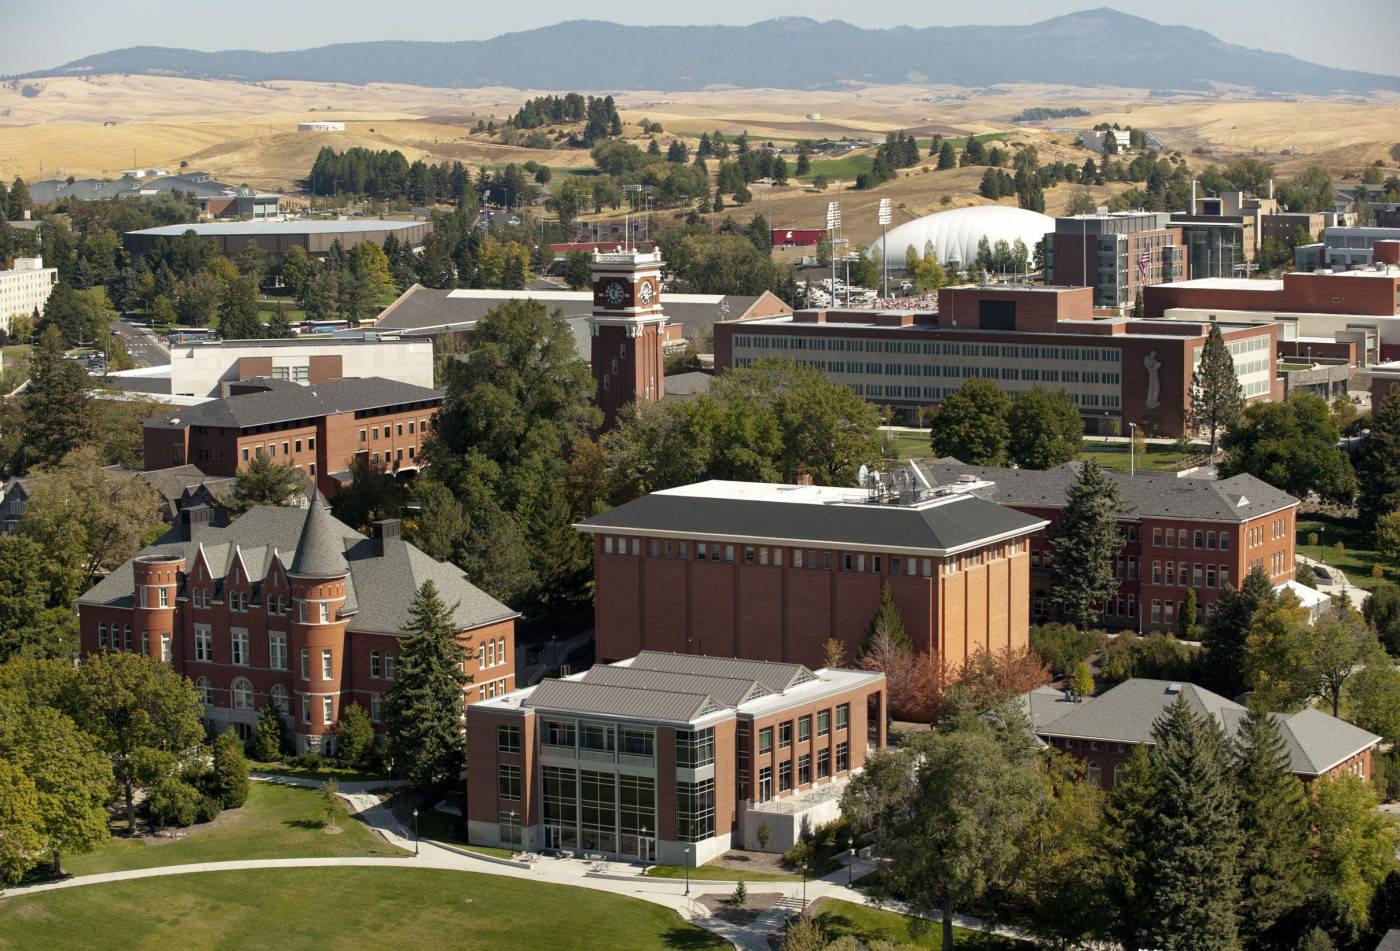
[249,760,384,784]
[1297,517,1390,591]
[0,867,727,951]
[1078,444,1196,473]
[801,155,875,180]
[1,343,33,391]
[644,865,801,882]
[811,899,1032,949]
[60,782,405,877]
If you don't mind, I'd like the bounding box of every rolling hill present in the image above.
[22,9,1400,96]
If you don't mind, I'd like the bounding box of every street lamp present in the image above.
[683,845,691,895]
[412,807,419,857]
[640,825,649,873]
[802,862,810,910]
[847,839,856,885]
[509,810,519,851]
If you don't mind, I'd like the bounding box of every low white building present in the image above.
[107,333,435,399]
[0,257,58,338]
[298,121,346,132]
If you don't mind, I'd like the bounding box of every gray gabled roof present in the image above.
[523,678,721,724]
[1033,678,1379,776]
[579,489,1045,555]
[77,504,515,635]
[627,651,816,693]
[142,377,442,432]
[919,458,1299,523]
[580,663,770,708]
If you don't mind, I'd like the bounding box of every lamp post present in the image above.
[847,839,856,885]
[878,198,891,299]
[412,807,419,857]
[640,825,649,873]
[1129,422,1137,476]
[683,845,691,896]
[802,862,809,910]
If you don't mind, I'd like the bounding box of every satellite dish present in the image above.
[857,464,869,488]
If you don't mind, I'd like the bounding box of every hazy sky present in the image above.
[3,0,1397,78]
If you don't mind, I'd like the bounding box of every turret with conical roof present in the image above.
[288,492,349,579]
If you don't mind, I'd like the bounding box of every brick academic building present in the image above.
[76,501,517,754]
[466,652,886,863]
[920,459,1300,632]
[143,376,442,498]
[715,284,1280,436]
[575,475,1047,671]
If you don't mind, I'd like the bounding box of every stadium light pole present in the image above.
[878,198,892,299]
[826,201,840,308]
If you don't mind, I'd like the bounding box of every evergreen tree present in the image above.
[253,699,288,762]
[937,140,958,170]
[19,325,96,472]
[1136,695,1241,949]
[335,702,378,771]
[266,303,294,339]
[1133,288,1145,319]
[211,729,249,809]
[1201,565,1275,696]
[1180,588,1198,639]
[1007,386,1083,470]
[863,581,911,654]
[1358,390,1400,526]
[384,580,469,789]
[1191,323,1245,456]
[218,453,306,517]
[928,377,1010,466]
[1234,709,1313,948]
[1050,459,1125,628]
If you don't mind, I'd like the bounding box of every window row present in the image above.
[1150,527,1231,552]
[755,705,848,756]
[732,336,1121,364]
[1149,561,1231,590]
[240,437,315,463]
[477,636,510,669]
[358,419,427,442]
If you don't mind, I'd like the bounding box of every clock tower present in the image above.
[588,249,667,431]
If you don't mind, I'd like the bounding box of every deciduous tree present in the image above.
[1221,391,1355,505]
[1310,776,1399,943]
[218,453,307,517]
[928,377,1010,466]
[1007,386,1083,470]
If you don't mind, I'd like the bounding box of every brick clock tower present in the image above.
[588,249,667,430]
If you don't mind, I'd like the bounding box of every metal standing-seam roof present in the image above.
[523,679,722,724]
[625,650,817,693]
[142,377,443,432]
[580,664,771,708]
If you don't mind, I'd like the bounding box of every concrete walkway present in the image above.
[2,773,1019,949]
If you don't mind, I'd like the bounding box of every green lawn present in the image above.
[1077,444,1196,473]
[800,155,874,181]
[644,865,801,882]
[61,782,404,877]
[883,431,934,462]
[1297,517,1390,591]
[1,343,33,391]
[250,760,384,784]
[0,868,727,951]
[811,898,1031,949]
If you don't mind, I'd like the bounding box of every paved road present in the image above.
[110,319,170,368]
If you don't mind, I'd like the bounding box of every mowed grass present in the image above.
[1297,517,1390,591]
[249,760,384,784]
[883,431,935,462]
[0,867,728,951]
[801,154,874,180]
[811,898,1032,949]
[644,865,800,882]
[1077,443,1196,473]
[61,782,405,877]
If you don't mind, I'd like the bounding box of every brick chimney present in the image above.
[182,504,211,541]
[371,518,402,557]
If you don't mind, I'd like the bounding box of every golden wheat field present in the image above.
[1,75,1396,244]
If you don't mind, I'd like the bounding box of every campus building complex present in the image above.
[716,284,1280,436]
[0,256,57,339]
[122,219,431,260]
[1044,212,1186,308]
[76,502,517,754]
[1024,679,1379,790]
[919,459,1300,632]
[465,652,886,862]
[576,474,1047,671]
[142,377,442,497]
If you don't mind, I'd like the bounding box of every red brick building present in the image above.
[1024,679,1379,790]
[142,377,442,498]
[575,475,1047,671]
[75,501,517,754]
[465,652,886,863]
[1044,211,1187,309]
[715,285,1281,436]
[919,459,1299,632]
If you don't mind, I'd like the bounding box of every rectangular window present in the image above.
[675,727,715,768]
[158,587,169,607]
[817,748,831,779]
[322,696,334,725]
[779,721,792,749]
[195,626,212,662]
[371,695,382,722]
[269,631,287,670]
[321,649,333,681]
[817,709,831,737]
[758,727,773,754]
[498,724,522,754]
[498,764,522,801]
[619,727,654,758]
[580,723,615,753]
[1194,531,1204,549]
[385,654,395,680]
[677,778,715,841]
[98,623,107,649]
[757,766,773,803]
[836,741,849,773]
[231,629,249,666]
[836,704,849,731]
[545,720,577,748]
[779,760,792,792]
[303,699,311,724]
[300,648,309,680]
[798,753,811,785]
[160,633,171,662]
[798,715,811,742]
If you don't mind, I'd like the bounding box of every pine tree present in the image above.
[1179,588,1198,639]
[1358,390,1400,526]
[1201,565,1276,697]
[1234,709,1312,947]
[937,140,958,170]
[1136,695,1241,950]
[384,580,469,789]
[20,325,96,472]
[254,700,288,762]
[863,581,911,654]
[1050,459,1125,628]
[1191,323,1245,457]
[335,702,378,771]
[211,729,249,809]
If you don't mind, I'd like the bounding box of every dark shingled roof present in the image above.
[289,495,349,578]
[919,458,1298,522]
[578,487,1046,555]
[142,377,442,432]
[77,505,515,635]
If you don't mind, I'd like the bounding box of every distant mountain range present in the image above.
[23,9,1400,96]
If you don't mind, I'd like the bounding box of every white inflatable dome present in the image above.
[868,205,1055,269]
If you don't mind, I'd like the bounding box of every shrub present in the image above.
[335,702,379,772]
[1099,633,1198,685]
[730,880,747,906]
[288,753,325,770]
[148,778,202,828]
[254,700,289,762]
[1308,532,1320,547]
[1029,623,1104,679]
[195,794,222,824]
[212,730,250,808]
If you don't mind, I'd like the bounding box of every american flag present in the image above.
[1137,249,1151,278]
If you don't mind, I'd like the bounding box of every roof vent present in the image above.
[1166,683,1182,695]
[957,474,978,483]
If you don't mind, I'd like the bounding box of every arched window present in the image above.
[195,676,213,705]
[487,640,495,667]
[269,683,289,711]
[1085,761,1102,787]
[478,644,486,667]
[497,636,507,665]
[98,623,107,649]
[1112,763,1125,788]
[232,677,254,710]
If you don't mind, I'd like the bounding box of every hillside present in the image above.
[25,9,1400,96]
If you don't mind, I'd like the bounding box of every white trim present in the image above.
[572,522,1044,558]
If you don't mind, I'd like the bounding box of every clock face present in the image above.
[603,281,627,306]
[637,280,655,305]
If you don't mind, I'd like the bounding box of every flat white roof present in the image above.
[131,219,426,237]
[444,289,728,305]
[656,477,990,511]
[1169,277,1284,291]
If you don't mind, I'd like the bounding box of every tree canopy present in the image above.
[1221,391,1355,505]
[928,377,1011,466]
[384,581,469,789]
[1008,386,1083,470]
[1191,323,1245,456]
[1050,459,1125,628]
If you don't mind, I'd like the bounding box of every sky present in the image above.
[2,0,1397,79]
